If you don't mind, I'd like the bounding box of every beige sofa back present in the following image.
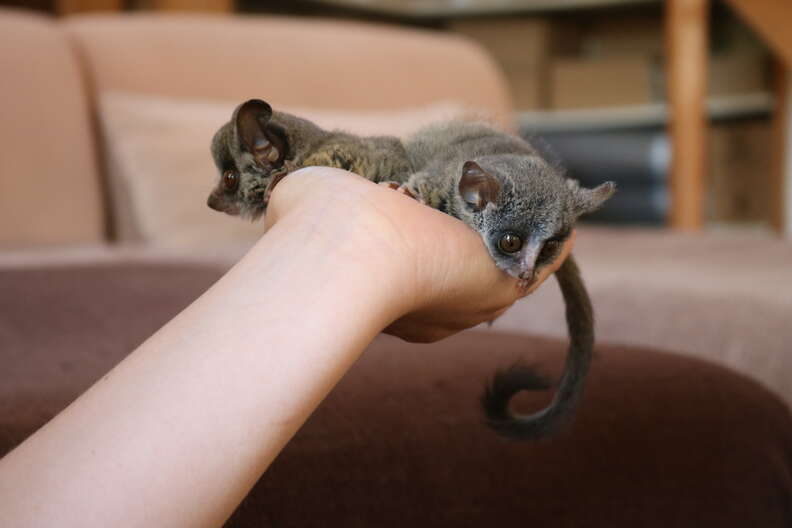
[0,9,104,247]
[63,14,512,122]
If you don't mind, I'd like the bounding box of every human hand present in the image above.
[0,167,574,526]
[265,167,574,343]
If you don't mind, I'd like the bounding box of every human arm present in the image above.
[0,167,573,527]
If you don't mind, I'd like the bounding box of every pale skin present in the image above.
[0,167,574,528]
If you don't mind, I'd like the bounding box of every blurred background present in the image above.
[2,5,792,519]
[2,0,789,233]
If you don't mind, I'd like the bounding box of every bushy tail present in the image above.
[481,255,594,440]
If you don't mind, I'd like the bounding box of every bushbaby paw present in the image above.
[379,181,423,203]
[252,137,284,169]
[398,185,419,201]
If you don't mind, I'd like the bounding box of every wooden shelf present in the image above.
[518,92,774,133]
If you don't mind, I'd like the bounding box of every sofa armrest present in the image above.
[0,8,104,248]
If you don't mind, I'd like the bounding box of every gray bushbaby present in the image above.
[208,99,615,440]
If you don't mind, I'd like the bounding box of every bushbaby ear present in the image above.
[235,99,272,149]
[459,161,501,212]
[234,99,285,168]
[571,180,616,215]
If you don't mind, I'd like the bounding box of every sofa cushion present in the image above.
[1,262,790,527]
[0,9,104,247]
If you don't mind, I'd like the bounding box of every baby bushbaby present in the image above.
[208,99,614,440]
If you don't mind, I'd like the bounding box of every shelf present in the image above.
[309,0,659,18]
[518,92,774,133]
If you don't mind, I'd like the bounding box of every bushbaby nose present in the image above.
[207,194,223,211]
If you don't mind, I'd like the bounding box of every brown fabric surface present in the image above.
[1,263,790,527]
[0,8,104,247]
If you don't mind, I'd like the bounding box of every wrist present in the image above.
[260,167,421,319]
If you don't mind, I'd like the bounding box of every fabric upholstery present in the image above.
[63,13,513,128]
[97,92,469,250]
[0,8,104,247]
[1,263,790,527]
[490,226,792,409]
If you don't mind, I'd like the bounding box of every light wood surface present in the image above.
[666,0,709,230]
[725,0,792,67]
[726,0,791,235]
[771,63,790,233]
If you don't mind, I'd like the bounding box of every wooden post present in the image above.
[769,62,785,232]
[773,64,792,236]
[666,0,709,230]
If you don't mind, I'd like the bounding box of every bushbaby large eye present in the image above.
[222,170,239,192]
[498,233,523,254]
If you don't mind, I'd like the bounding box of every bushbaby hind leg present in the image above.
[398,170,450,209]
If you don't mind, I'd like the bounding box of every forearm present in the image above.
[0,167,566,527]
[0,206,403,527]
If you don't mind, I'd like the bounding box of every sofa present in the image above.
[1,8,791,527]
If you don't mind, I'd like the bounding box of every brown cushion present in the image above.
[1,263,790,527]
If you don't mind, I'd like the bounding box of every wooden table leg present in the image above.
[666,0,709,230]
